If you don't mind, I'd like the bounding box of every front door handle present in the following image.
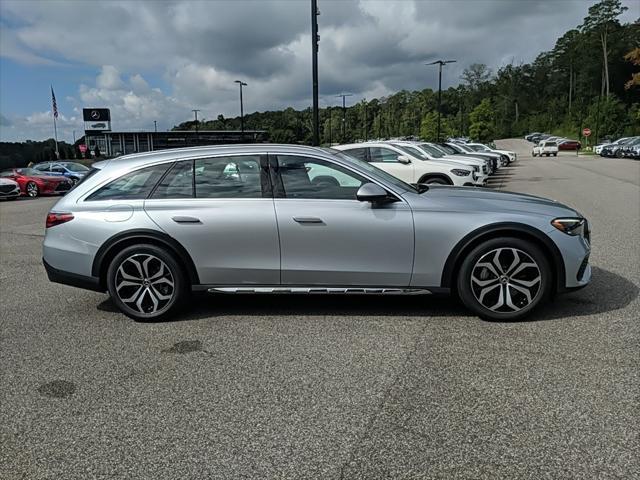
[172,216,201,224]
[293,216,324,224]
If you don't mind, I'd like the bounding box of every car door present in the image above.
[143,154,280,285]
[49,164,67,178]
[270,154,414,286]
[367,146,416,183]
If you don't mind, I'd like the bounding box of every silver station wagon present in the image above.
[43,144,591,321]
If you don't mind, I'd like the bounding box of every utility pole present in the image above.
[426,59,456,142]
[363,100,368,141]
[72,130,76,144]
[336,93,353,141]
[234,80,247,133]
[328,106,332,145]
[192,109,200,135]
[311,0,320,146]
[154,120,157,132]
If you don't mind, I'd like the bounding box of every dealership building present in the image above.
[79,108,268,157]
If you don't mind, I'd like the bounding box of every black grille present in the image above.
[0,184,16,194]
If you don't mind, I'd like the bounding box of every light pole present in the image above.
[426,59,456,142]
[311,0,320,146]
[192,109,200,135]
[154,120,157,132]
[327,106,332,145]
[336,93,353,141]
[234,80,247,133]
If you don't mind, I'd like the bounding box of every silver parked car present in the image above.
[43,144,591,321]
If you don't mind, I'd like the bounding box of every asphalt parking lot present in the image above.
[1,139,638,479]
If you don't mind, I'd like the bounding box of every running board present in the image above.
[207,287,431,295]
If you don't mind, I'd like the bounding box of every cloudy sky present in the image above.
[0,0,637,142]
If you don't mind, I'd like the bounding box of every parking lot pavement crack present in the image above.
[338,321,428,479]
[0,231,44,238]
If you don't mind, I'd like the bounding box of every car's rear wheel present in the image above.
[457,237,552,321]
[26,182,39,197]
[106,244,187,321]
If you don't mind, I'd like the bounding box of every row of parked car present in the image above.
[594,136,640,159]
[525,133,581,156]
[0,161,89,200]
[334,140,516,188]
[0,141,515,201]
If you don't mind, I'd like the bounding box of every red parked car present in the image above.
[558,140,581,151]
[0,167,73,198]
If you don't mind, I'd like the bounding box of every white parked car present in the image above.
[0,177,20,200]
[533,140,559,157]
[389,141,489,186]
[465,143,517,165]
[334,142,477,186]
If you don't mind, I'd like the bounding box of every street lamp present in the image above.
[234,80,247,134]
[426,59,456,142]
[335,93,353,141]
[192,109,200,135]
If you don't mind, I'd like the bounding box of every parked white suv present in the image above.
[389,141,488,186]
[334,142,476,186]
[533,141,559,157]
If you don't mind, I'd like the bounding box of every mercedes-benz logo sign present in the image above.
[90,110,100,120]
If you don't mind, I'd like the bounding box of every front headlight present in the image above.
[451,169,471,177]
[551,217,586,236]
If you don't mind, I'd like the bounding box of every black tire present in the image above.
[456,237,552,321]
[421,177,451,185]
[26,181,39,198]
[553,153,557,157]
[106,244,188,321]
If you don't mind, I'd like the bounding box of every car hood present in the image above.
[405,186,580,217]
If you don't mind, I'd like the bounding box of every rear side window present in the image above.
[195,156,263,198]
[151,160,194,199]
[87,164,169,201]
[545,142,557,147]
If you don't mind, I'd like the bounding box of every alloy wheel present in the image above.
[26,182,38,197]
[470,248,541,313]
[115,254,175,315]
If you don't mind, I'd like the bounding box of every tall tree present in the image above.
[581,0,628,96]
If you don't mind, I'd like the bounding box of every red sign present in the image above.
[582,128,591,137]
[79,144,87,153]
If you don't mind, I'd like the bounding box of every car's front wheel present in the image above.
[457,237,552,321]
[106,244,187,321]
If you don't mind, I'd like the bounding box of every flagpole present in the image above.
[53,115,59,159]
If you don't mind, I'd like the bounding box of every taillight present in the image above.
[46,212,74,228]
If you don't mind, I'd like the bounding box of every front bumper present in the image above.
[546,228,592,291]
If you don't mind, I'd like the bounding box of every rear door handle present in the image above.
[293,216,324,224]
[172,216,201,224]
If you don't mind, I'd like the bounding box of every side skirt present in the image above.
[200,286,435,295]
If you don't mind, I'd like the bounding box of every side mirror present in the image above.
[397,155,411,164]
[356,183,392,203]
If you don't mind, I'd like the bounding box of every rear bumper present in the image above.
[43,258,104,292]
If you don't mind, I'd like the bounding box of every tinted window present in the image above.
[343,148,367,161]
[51,165,66,173]
[62,162,89,172]
[152,160,194,199]
[277,155,366,200]
[34,163,49,171]
[369,147,400,163]
[195,156,262,198]
[87,163,169,201]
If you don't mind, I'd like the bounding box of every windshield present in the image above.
[436,144,456,155]
[62,162,89,172]
[455,143,473,153]
[418,144,445,158]
[325,148,417,193]
[393,144,429,160]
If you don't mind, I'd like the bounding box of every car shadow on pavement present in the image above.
[96,267,636,323]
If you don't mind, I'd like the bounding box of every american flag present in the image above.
[51,86,58,119]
